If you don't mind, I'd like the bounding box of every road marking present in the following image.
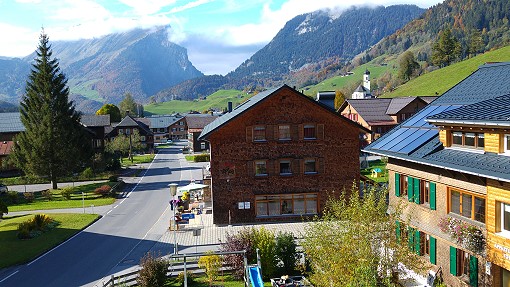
[0,270,18,283]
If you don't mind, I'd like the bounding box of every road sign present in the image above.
[181,213,195,220]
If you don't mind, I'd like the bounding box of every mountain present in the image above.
[152,4,425,102]
[0,27,203,112]
[228,5,425,80]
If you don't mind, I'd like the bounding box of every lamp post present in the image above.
[169,183,179,254]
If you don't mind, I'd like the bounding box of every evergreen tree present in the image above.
[119,93,138,117]
[398,51,420,82]
[431,28,462,67]
[96,103,121,122]
[11,31,92,189]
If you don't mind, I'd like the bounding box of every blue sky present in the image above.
[0,0,443,75]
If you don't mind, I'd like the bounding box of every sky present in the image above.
[0,0,443,75]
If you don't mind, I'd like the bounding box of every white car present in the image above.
[0,184,7,194]
[166,139,173,143]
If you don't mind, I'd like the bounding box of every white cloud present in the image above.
[0,23,39,57]
[118,0,177,15]
[15,0,41,3]
[50,0,111,22]
[169,0,212,14]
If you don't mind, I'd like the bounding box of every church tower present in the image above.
[363,69,370,91]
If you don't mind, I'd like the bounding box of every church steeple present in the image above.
[363,69,370,91]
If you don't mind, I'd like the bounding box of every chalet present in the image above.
[147,115,183,143]
[339,96,435,142]
[80,114,110,152]
[0,113,24,170]
[107,114,154,151]
[199,85,369,224]
[363,62,510,287]
[168,116,187,140]
[186,114,218,153]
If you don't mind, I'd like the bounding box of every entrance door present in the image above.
[503,268,510,287]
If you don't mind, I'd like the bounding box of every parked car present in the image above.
[166,139,173,143]
[0,184,8,194]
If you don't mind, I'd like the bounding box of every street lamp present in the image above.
[169,183,179,254]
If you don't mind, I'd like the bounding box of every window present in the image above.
[126,129,131,135]
[450,247,478,285]
[396,174,436,210]
[449,188,485,223]
[141,136,146,142]
[179,121,184,125]
[497,202,510,236]
[278,125,291,140]
[420,232,430,256]
[119,128,124,134]
[200,142,206,149]
[457,249,469,276]
[253,126,266,141]
[279,160,292,175]
[451,131,484,149]
[303,125,316,139]
[346,114,358,121]
[421,181,430,205]
[304,159,317,174]
[255,193,318,216]
[172,128,176,132]
[255,160,267,176]
[505,134,510,154]
[179,128,184,131]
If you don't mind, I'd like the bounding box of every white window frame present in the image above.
[498,201,510,238]
[505,134,510,155]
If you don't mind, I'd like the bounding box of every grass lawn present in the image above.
[0,171,115,186]
[4,182,118,212]
[166,275,273,287]
[0,213,99,268]
[121,154,155,167]
[361,159,388,183]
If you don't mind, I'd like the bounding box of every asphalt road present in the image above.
[0,144,198,287]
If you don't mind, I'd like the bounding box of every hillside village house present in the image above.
[186,114,218,153]
[168,116,187,140]
[199,85,369,224]
[147,115,183,143]
[107,114,154,151]
[0,113,24,170]
[364,62,510,287]
[80,114,111,152]
[338,96,435,143]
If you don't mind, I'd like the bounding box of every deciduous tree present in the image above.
[398,51,420,82]
[334,90,346,110]
[96,103,121,122]
[11,31,92,189]
[302,186,424,286]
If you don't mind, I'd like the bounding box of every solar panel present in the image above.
[379,128,420,151]
[398,129,438,154]
[387,128,428,152]
[371,128,408,150]
[402,105,442,127]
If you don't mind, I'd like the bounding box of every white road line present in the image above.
[0,270,18,283]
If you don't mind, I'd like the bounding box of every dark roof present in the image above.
[420,96,438,104]
[80,114,110,127]
[113,115,153,135]
[426,94,510,127]
[354,85,369,93]
[148,115,183,129]
[0,112,24,133]
[365,69,370,75]
[363,62,510,182]
[186,114,219,129]
[385,97,421,115]
[200,85,370,140]
[344,98,394,124]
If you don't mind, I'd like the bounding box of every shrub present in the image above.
[31,214,52,231]
[17,214,55,239]
[23,192,35,203]
[94,185,111,197]
[252,227,277,279]
[220,228,256,279]
[193,153,210,162]
[17,221,32,239]
[41,189,53,201]
[60,186,74,200]
[137,253,168,287]
[0,199,7,219]
[198,251,222,287]
[108,175,118,182]
[81,167,94,180]
[7,190,19,204]
[275,232,299,275]
[176,271,195,286]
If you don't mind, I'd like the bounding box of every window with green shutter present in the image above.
[430,236,436,264]
[469,255,478,287]
[414,177,420,204]
[408,177,414,202]
[450,246,458,276]
[408,227,415,251]
[395,173,401,197]
[414,230,421,255]
[430,182,436,210]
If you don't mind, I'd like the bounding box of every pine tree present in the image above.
[11,31,92,189]
[119,93,138,117]
[431,28,462,67]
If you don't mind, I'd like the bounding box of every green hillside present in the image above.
[144,89,248,115]
[383,45,510,98]
[302,58,398,97]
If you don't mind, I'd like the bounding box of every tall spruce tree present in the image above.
[11,31,92,189]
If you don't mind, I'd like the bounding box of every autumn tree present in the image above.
[431,28,461,67]
[96,103,121,122]
[198,252,222,287]
[11,31,92,189]
[398,51,420,82]
[334,90,346,110]
[302,186,424,286]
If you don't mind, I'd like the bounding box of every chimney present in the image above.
[228,101,233,113]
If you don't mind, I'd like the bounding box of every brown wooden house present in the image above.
[199,85,369,224]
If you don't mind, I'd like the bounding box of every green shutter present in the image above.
[408,227,415,251]
[414,178,420,204]
[469,255,478,287]
[395,173,401,197]
[415,230,421,255]
[450,246,457,276]
[408,177,414,202]
[430,182,436,210]
[396,221,401,242]
[430,236,436,264]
